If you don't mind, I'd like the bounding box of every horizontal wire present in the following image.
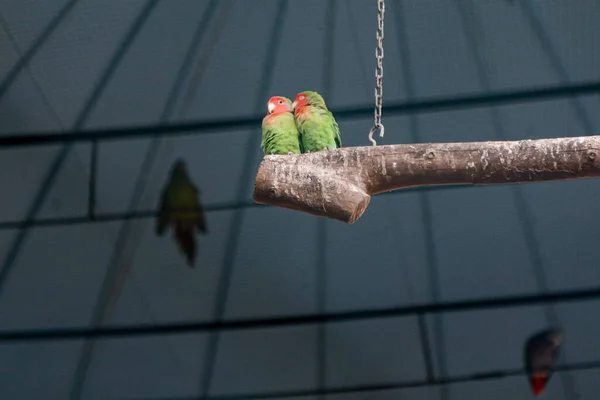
[0,184,468,230]
[126,359,600,400]
[1,284,599,342]
[0,80,598,148]
[0,201,260,229]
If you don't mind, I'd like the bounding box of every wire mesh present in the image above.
[0,1,598,399]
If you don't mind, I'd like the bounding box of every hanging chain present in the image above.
[368,0,385,146]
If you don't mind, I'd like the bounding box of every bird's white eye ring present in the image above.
[300,95,305,100]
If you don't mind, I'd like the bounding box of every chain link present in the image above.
[368,0,385,146]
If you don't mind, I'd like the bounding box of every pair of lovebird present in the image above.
[261,91,342,155]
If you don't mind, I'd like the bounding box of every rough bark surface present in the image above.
[253,136,600,224]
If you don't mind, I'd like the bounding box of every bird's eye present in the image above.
[300,96,305,100]
[278,100,283,104]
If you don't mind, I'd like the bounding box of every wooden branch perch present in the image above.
[253,136,600,224]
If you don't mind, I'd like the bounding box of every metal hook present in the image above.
[368,124,385,146]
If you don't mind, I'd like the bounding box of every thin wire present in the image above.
[62,2,162,399]
[2,284,600,342]
[0,80,598,148]
[316,217,327,399]
[344,1,372,99]
[515,1,595,397]
[518,0,596,133]
[179,0,237,118]
[394,1,447,396]
[316,1,337,397]
[0,185,473,231]
[197,2,289,397]
[388,197,434,385]
[125,359,600,400]
[99,0,223,318]
[0,0,160,329]
[0,0,81,102]
[0,1,82,296]
[0,11,66,130]
[0,3,178,383]
[0,183,559,231]
[72,1,226,398]
[88,140,98,219]
[454,2,578,398]
[95,0,226,395]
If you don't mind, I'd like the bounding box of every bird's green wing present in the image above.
[261,126,277,155]
[261,114,302,155]
[324,110,342,148]
[330,112,342,148]
[298,129,305,153]
[260,124,268,151]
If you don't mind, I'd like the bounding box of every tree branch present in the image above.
[253,136,600,224]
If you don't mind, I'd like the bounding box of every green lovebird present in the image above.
[292,90,341,152]
[261,96,302,155]
[156,159,208,267]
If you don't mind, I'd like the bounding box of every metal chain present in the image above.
[368,0,385,146]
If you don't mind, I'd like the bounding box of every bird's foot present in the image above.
[288,151,294,155]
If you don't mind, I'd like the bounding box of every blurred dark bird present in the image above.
[524,328,562,397]
[156,159,208,267]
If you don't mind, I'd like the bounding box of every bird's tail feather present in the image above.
[530,372,549,397]
[175,222,196,267]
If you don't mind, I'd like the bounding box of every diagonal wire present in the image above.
[316,1,337,397]
[197,1,289,397]
[518,0,596,133]
[513,1,598,397]
[0,0,83,299]
[344,0,372,99]
[98,0,223,348]
[0,11,66,130]
[389,197,431,385]
[394,0,445,394]
[84,0,226,392]
[453,1,578,399]
[178,0,237,119]
[0,0,80,102]
[0,11,175,375]
[67,1,224,399]
[110,0,227,390]
[88,141,98,219]
[0,11,174,376]
[29,2,164,399]
[0,4,174,380]
[101,0,225,320]
[0,0,159,311]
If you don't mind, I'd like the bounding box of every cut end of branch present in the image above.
[253,154,371,224]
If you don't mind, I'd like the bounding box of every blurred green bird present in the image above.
[156,159,207,267]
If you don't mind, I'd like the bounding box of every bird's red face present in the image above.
[267,96,291,114]
[292,93,309,110]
